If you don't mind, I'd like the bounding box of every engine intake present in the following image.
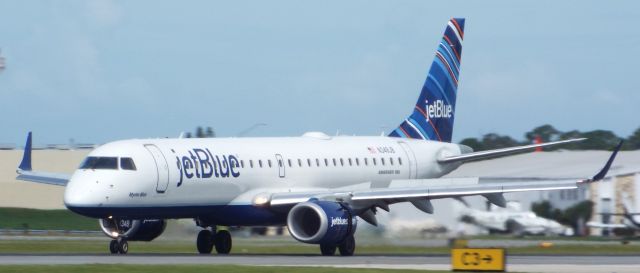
[286,200,356,245]
[99,218,166,241]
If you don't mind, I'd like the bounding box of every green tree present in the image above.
[579,130,620,150]
[480,133,519,150]
[205,127,216,138]
[532,200,593,234]
[531,200,553,219]
[561,200,594,230]
[625,127,640,150]
[525,124,561,143]
[459,137,484,151]
[195,126,205,138]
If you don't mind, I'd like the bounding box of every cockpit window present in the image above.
[120,157,137,171]
[80,157,118,170]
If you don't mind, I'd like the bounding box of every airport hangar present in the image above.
[0,147,638,236]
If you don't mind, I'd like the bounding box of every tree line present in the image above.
[459,125,640,151]
[183,126,216,138]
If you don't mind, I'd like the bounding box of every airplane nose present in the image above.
[63,181,93,207]
[64,179,109,218]
[63,175,105,208]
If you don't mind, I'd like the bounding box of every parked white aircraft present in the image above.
[16,18,621,256]
[457,200,573,236]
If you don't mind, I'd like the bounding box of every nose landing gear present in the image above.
[196,227,232,254]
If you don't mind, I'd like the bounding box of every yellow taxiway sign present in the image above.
[451,248,505,272]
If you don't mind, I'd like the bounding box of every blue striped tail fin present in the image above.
[389,18,465,142]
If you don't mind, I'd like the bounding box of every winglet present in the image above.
[18,132,32,171]
[588,140,623,182]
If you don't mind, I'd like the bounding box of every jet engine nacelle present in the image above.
[286,200,356,245]
[99,218,166,241]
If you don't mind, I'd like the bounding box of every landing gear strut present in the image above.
[196,227,232,254]
[109,238,128,254]
[318,235,355,256]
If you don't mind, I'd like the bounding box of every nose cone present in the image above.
[64,173,106,218]
[63,181,93,207]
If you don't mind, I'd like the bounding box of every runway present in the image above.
[1,254,638,273]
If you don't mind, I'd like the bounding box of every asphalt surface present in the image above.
[0,254,638,272]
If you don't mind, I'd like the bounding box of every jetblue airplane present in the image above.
[16,18,621,256]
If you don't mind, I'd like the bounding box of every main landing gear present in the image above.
[109,238,129,254]
[196,227,232,254]
[320,235,355,256]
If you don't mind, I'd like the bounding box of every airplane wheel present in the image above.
[197,230,214,254]
[117,238,129,254]
[320,243,336,256]
[338,235,355,256]
[214,230,232,254]
[109,239,118,254]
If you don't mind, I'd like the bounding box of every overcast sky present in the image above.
[1,1,638,146]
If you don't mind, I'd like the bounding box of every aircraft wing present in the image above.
[15,132,71,186]
[265,140,622,225]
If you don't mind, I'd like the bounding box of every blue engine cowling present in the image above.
[99,218,166,241]
[286,200,357,245]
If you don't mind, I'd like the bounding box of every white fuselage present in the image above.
[64,132,464,225]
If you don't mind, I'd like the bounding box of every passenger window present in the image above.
[398,157,402,165]
[278,160,283,167]
[324,158,329,166]
[390,157,394,165]
[364,158,368,166]
[120,157,136,170]
[298,159,302,167]
[307,159,311,167]
[268,160,272,168]
[240,160,245,168]
[348,158,352,166]
[316,158,320,167]
[355,158,360,166]
[250,160,254,168]
[259,160,263,168]
[373,158,377,166]
[288,159,292,167]
[333,158,337,166]
[381,158,385,165]
[340,158,344,166]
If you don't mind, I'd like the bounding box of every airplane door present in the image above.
[275,154,285,178]
[144,144,170,193]
[398,141,417,179]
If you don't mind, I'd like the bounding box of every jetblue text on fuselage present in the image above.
[173,148,240,187]
[424,99,453,122]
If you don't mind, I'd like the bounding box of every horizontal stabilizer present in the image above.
[438,138,586,164]
[15,132,70,186]
[17,171,70,186]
